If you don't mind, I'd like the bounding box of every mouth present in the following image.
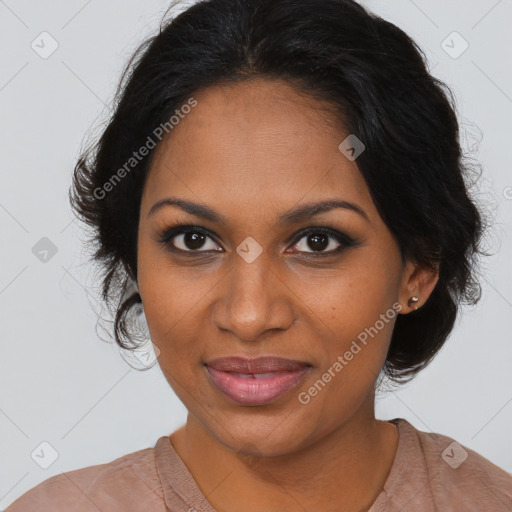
[204,356,311,406]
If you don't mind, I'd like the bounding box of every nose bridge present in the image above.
[213,249,293,341]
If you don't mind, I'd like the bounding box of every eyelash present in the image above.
[156,220,360,257]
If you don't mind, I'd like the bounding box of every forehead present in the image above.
[142,79,373,220]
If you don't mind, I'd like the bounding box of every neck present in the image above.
[169,401,399,512]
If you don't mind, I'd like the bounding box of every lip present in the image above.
[205,355,311,373]
[205,356,311,406]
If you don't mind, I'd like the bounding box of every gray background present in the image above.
[1,0,511,507]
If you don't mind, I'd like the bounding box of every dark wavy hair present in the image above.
[69,0,492,383]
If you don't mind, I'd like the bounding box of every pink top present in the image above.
[5,418,512,511]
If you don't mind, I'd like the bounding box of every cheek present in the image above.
[292,262,399,393]
[290,256,397,333]
[297,305,397,425]
[138,238,206,329]
[137,246,205,370]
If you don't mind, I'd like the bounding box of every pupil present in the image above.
[308,233,328,251]
[185,232,205,250]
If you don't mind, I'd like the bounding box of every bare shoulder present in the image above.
[4,445,164,512]
[415,425,512,509]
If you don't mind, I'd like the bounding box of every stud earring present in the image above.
[407,296,419,310]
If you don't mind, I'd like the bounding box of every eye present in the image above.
[286,227,357,256]
[157,223,359,256]
[171,232,220,252]
[157,223,222,253]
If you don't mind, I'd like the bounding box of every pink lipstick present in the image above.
[205,356,311,406]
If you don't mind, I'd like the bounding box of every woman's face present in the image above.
[137,79,427,456]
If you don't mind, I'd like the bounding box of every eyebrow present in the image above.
[147,196,370,224]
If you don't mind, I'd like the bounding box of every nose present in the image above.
[212,253,295,342]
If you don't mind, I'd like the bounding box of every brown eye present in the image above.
[173,232,217,251]
[158,224,223,253]
[287,227,358,256]
[303,233,330,252]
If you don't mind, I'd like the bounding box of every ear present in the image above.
[398,259,439,314]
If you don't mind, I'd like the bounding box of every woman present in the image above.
[7,0,511,510]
